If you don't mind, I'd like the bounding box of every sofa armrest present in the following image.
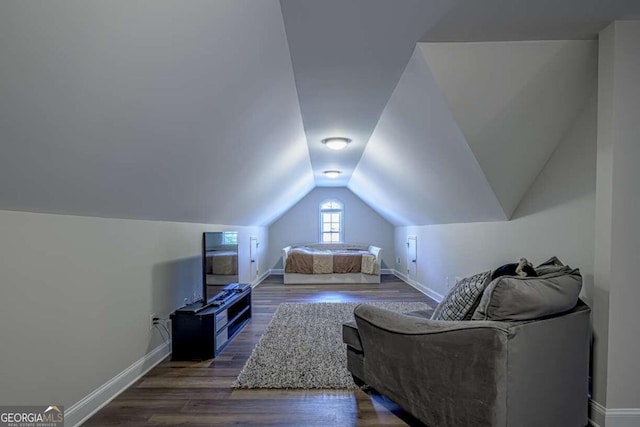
[354,304,509,427]
[354,304,511,335]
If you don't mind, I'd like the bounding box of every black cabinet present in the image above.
[171,285,251,360]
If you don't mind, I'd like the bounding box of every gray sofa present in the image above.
[343,262,590,427]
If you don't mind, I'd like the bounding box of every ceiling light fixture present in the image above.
[321,137,351,151]
[323,170,342,179]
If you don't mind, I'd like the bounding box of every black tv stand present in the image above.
[175,300,209,314]
[170,284,251,360]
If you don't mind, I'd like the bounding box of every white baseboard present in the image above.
[589,399,640,427]
[590,399,606,427]
[65,342,171,427]
[269,267,446,303]
[392,270,444,302]
[606,408,640,427]
[250,270,270,288]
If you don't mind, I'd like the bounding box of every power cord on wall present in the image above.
[152,317,171,345]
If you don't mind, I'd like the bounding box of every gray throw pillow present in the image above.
[431,271,492,321]
[535,256,568,275]
[472,268,582,321]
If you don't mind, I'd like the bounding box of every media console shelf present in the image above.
[171,284,252,360]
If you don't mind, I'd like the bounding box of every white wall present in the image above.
[268,187,394,269]
[599,21,640,418]
[395,93,596,302]
[0,210,267,415]
[592,22,615,410]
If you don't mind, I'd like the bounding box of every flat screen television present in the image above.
[202,231,239,305]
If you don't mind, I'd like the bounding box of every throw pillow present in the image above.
[472,267,582,321]
[535,256,568,276]
[431,271,492,321]
[537,256,563,267]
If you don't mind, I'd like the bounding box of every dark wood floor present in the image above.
[84,275,434,426]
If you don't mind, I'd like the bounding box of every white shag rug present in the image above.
[233,301,433,390]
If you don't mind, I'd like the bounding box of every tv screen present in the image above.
[202,231,239,305]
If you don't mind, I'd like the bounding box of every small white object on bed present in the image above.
[282,243,382,284]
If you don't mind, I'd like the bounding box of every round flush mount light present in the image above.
[321,137,351,151]
[323,170,342,179]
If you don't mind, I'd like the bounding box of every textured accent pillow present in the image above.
[431,271,492,321]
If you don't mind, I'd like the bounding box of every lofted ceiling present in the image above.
[279,0,452,187]
[0,0,639,227]
[420,40,598,218]
[350,41,598,225]
[0,0,314,226]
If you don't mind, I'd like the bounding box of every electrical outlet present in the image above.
[149,313,156,331]
[396,256,400,264]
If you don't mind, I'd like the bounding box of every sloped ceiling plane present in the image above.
[0,0,638,226]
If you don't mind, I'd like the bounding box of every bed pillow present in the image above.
[472,268,582,321]
[431,271,492,321]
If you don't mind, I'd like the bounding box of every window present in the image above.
[319,200,344,243]
[223,231,238,245]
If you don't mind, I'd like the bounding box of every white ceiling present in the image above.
[0,0,638,226]
[350,41,597,225]
[279,0,452,187]
[421,40,598,218]
[349,46,507,225]
[281,0,640,188]
[419,0,640,42]
[0,0,314,226]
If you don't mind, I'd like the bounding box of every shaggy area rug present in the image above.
[233,301,433,390]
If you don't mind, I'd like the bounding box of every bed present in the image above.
[205,250,238,284]
[282,243,382,284]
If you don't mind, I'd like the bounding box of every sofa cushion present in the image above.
[472,268,582,321]
[431,271,492,321]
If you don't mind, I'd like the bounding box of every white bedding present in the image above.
[282,243,382,284]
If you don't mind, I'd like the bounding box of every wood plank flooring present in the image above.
[84,275,435,426]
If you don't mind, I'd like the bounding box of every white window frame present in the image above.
[319,199,344,243]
